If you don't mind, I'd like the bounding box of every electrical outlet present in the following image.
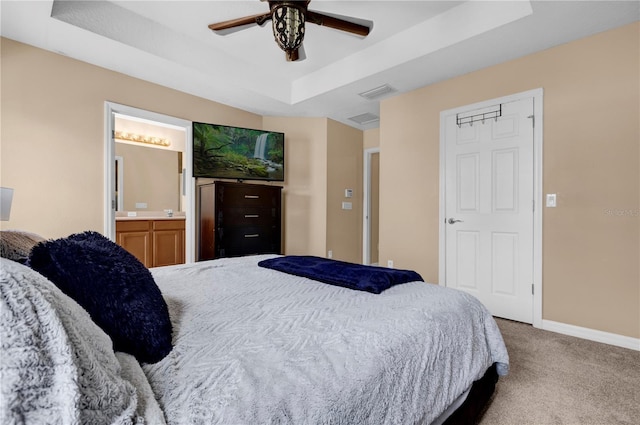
[328,250,333,259]
[387,260,394,268]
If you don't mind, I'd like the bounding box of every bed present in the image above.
[0,230,509,425]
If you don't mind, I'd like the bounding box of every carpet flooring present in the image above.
[478,319,640,425]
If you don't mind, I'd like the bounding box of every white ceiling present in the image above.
[1,1,638,130]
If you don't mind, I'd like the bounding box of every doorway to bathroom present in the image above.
[104,102,194,263]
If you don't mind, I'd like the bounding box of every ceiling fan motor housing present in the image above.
[209,0,368,62]
[269,1,309,61]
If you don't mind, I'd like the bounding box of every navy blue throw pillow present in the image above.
[28,231,172,363]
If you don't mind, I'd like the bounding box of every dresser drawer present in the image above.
[216,226,279,257]
[217,185,279,208]
[219,206,277,226]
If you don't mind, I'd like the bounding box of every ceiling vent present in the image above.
[348,112,380,125]
[358,84,396,100]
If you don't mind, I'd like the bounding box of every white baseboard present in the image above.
[541,320,640,351]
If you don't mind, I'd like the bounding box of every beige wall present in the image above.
[380,23,640,338]
[0,37,262,239]
[263,117,363,262]
[364,128,380,150]
[262,116,328,257]
[326,120,363,263]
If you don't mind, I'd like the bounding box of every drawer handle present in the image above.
[244,234,260,238]
[244,195,260,199]
[244,214,259,218]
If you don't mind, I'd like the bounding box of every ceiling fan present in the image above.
[208,0,372,62]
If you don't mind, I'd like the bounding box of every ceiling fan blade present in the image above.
[208,12,272,32]
[306,11,371,37]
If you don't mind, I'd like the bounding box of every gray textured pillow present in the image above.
[0,230,45,262]
[0,258,145,424]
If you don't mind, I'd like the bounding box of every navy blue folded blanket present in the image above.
[257,255,423,294]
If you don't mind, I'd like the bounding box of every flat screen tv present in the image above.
[193,122,285,181]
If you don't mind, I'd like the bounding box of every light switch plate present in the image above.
[342,202,352,210]
[546,194,557,207]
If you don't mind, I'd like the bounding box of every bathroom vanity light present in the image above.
[115,130,171,147]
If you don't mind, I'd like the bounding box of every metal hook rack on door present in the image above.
[456,104,502,128]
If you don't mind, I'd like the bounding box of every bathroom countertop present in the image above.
[115,213,185,221]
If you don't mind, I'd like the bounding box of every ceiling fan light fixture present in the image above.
[271,2,306,61]
[209,0,369,62]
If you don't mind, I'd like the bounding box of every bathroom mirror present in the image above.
[114,116,186,214]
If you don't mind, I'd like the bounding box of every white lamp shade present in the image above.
[1,187,14,221]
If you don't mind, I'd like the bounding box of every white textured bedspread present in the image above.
[145,255,508,425]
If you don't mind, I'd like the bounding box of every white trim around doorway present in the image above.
[363,147,380,265]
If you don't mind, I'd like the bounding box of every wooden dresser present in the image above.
[198,181,282,260]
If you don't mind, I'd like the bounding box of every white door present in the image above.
[444,98,534,323]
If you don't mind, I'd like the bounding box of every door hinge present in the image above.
[532,200,535,212]
[527,115,535,128]
[112,199,116,210]
[532,284,534,295]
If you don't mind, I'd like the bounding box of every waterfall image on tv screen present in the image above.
[193,122,285,181]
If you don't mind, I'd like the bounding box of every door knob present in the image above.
[447,218,464,225]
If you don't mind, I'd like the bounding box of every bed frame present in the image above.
[443,363,499,424]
